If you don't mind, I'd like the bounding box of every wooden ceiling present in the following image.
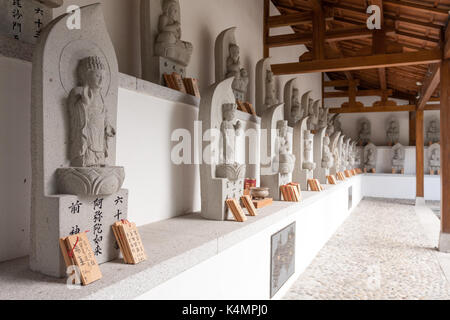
[268,0,450,104]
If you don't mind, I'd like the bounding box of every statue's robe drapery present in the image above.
[68,87,111,167]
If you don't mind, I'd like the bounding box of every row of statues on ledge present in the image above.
[357,116,440,147]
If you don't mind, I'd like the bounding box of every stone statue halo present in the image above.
[59,39,112,97]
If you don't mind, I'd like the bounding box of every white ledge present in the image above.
[0,175,360,300]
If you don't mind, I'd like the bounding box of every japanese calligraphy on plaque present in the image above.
[0,0,52,44]
[59,232,102,286]
[112,220,146,265]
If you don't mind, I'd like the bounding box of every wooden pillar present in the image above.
[263,0,269,58]
[409,112,416,146]
[441,59,450,234]
[312,2,325,61]
[415,109,424,198]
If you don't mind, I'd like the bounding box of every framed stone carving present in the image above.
[30,4,128,278]
[284,78,302,127]
[199,78,245,221]
[428,143,441,175]
[363,143,377,173]
[215,27,249,102]
[386,117,400,146]
[358,118,371,146]
[426,117,440,146]
[270,222,296,298]
[256,57,279,116]
[313,127,332,184]
[391,143,405,174]
[141,0,193,84]
[293,117,315,190]
[260,104,294,200]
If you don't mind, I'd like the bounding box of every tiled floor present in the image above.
[284,198,450,300]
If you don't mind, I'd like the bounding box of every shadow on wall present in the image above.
[197,23,215,95]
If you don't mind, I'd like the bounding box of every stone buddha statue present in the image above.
[303,130,316,171]
[226,44,249,98]
[290,88,302,123]
[386,119,399,146]
[68,56,116,168]
[322,135,334,169]
[220,103,241,165]
[155,0,193,66]
[426,119,440,145]
[429,145,440,175]
[275,120,296,175]
[265,70,278,107]
[358,120,371,146]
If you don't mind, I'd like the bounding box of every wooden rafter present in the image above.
[417,63,441,109]
[271,48,442,75]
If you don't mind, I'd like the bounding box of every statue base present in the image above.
[30,189,128,278]
[260,173,291,201]
[216,163,246,182]
[57,166,125,196]
[155,56,187,85]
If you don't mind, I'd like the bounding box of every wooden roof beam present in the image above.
[329,104,440,113]
[417,63,441,109]
[267,26,395,48]
[324,89,393,98]
[271,48,442,75]
[268,12,333,28]
[383,0,449,17]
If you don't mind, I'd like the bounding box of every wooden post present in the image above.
[415,109,424,198]
[409,112,416,146]
[312,1,325,60]
[441,59,450,235]
[263,0,269,58]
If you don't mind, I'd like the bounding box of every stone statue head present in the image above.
[431,149,439,161]
[77,56,106,90]
[277,120,288,137]
[163,0,179,21]
[222,103,237,121]
[229,44,240,59]
[240,68,248,78]
[323,135,330,146]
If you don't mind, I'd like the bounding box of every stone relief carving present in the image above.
[318,104,328,130]
[265,70,279,107]
[391,143,405,174]
[386,117,400,146]
[326,114,339,136]
[358,118,371,146]
[429,143,441,175]
[58,56,125,197]
[426,117,440,146]
[275,120,296,175]
[155,0,193,66]
[322,134,334,169]
[226,44,249,99]
[68,56,115,168]
[200,78,246,221]
[363,143,377,173]
[216,103,245,181]
[307,99,320,131]
[291,88,302,124]
[302,130,315,171]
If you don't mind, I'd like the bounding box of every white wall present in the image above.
[137,177,363,300]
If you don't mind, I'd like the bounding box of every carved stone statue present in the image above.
[363,143,377,173]
[68,56,115,168]
[326,114,339,136]
[358,118,371,146]
[155,0,193,66]
[265,70,279,107]
[348,141,356,169]
[318,104,328,130]
[391,143,405,174]
[307,99,320,131]
[322,135,334,169]
[426,118,440,146]
[275,120,296,175]
[303,130,315,171]
[220,103,241,165]
[291,88,302,124]
[386,117,400,146]
[37,0,63,7]
[429,143,441,175]
[225,44,249,99]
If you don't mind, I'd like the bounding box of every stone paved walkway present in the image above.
[284,198,450,300]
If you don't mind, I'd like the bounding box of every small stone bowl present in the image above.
[250,187,269,200]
